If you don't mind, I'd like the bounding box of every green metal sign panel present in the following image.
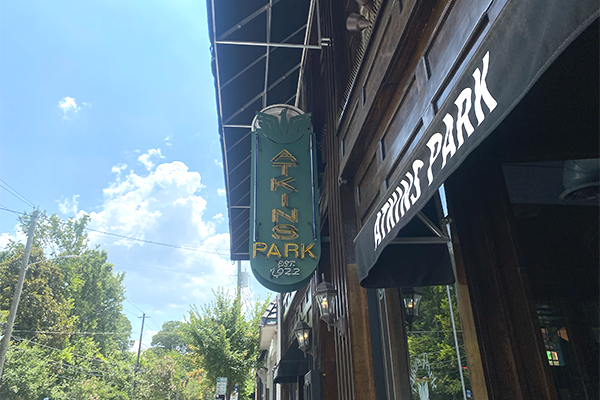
[250,105,320,293]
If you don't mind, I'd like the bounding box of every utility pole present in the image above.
[132,312,147,400]
[0,210,39,387]
[237,260,242,297]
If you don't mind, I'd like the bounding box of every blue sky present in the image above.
[0,0,269,348]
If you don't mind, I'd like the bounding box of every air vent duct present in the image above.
[559,159,600,201]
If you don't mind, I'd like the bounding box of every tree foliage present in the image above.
[0,246,76,348]
[151,321,187,353]
[184,289,271,398]
[1,212,272,399]
[0,212,134,399]
[407,285,471,399]
[0,340,56,399]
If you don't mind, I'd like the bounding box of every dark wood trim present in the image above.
[561,299,600,399]
[347,264,377,400]
[386,289,414,400]
[339,0,433,178]
[448,207,489,400]
[343,0,512,226]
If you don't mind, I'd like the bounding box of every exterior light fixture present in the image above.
[294,320,316,357]
[315,278,346,335]
[402,287,423,331]
[346,13,371,32]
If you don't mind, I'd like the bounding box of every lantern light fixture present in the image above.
[294,320,316,357]
[402,287,423,331]
[315,276,346,336]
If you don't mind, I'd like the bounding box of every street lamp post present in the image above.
[0,209,78,386]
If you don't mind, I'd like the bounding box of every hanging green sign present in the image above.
[250,105,321,293]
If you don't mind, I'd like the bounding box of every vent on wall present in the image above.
[559,159,599,201]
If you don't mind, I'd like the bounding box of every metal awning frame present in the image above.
[390,212,450,245]
[210,0,329,133]
[210,0,330,259]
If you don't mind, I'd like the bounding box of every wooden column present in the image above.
[444,159,558,400]
[347,263,377,400]
[386,289,415,400]
[450,241,489,400]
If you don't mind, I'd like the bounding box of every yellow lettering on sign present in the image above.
[252,242,314,259]
[272,150,298,175]
[285,243,299,258]
[272,224,299,240]
[253,242,267,258]
[281,193,288,207]
[266,243,282,258]
[272,208,298,223]
[301,243,315,259]
[271,176,296,192]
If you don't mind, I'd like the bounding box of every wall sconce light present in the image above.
[315,278,346,335]
[346,13,371,32]
[294,320,316,357]
[402,287,423,331]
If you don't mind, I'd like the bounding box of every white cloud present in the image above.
[111,163,128,182]
[56,195,80,215]
[214,159,223,168]
[81,156,235,323]
[165,135,173,146]
[0,225,26,249]
[217,188,226,197]
[58,96,86,119]
[138,148,165,171]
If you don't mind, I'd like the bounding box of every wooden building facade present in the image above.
[207,0,599,398]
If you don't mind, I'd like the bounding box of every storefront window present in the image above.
[407,285,472,400]
[535,301,595,399]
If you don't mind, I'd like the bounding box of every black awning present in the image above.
[358,196,455,288]
[273,339,309,384]
[355,0,599,288]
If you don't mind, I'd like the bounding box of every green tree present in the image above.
[0,246,76,348]
[184,289,270,398]
[64,249,131,354]
[135,351,179,400]
[407,285,470,400]
[20,212,132,354]
[152,321,187,353]
[49,336,134,399]
[0,340,56,400]
[1,211,134,398]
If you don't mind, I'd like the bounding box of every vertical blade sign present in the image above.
[250,105,321,292]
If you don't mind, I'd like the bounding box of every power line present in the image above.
[147,317,162,331]
[126,299,145,314]
[123,308,141,318]
[0,206,26,216]
[86,228,228,256]
[10,345,132,376]
[0,179,36,209]
[0,206,231,256]
[12,336,123,367]
[112,260,236,277]
[13,330,131,336]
